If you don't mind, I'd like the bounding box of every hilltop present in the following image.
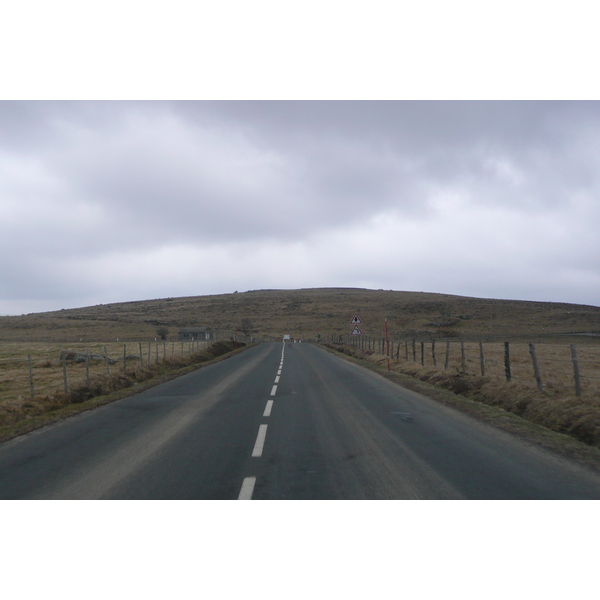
[1,288,600,343]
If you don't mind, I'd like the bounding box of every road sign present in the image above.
[351,325,363,335]
[350,314,362,324]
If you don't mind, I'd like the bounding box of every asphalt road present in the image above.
[1,341,600,499]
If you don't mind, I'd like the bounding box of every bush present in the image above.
[69,374,133,404]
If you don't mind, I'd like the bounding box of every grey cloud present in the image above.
[1,100,600,312]
[9,103,422,247]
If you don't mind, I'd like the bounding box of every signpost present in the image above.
[350,314,363,349]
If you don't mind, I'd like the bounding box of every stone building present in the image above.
[177,326,213,341]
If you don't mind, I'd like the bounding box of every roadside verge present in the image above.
[0,341,253,444]
[320,343,600,472]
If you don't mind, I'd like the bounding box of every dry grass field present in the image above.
[381,339,600,400]
[0,339,214,405]
[1,287,600,343]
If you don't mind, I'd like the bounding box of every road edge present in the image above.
[0,343,257,445]
[316,343,600,473]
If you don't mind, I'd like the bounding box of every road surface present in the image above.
[1,341,600,499]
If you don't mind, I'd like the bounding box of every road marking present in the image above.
[274,375,280,384]
[270,385,278,396]
[238,476,256,500]
[277,369,282,375]
[252,424,268,457]
[38,344,274,500]
[263,400,273,417]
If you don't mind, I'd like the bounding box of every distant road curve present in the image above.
[1,342,599,499]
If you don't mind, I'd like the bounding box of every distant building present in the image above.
[177,327,213,341]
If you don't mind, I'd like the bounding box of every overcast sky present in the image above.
[1,100,600,314]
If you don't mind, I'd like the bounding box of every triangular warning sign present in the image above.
[350,313,362,324]
[351,325,363,335]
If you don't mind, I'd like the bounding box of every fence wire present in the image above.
[332,335,600,399]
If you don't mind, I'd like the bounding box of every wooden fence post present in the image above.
[444,340,450,370]
[504,342,511,382]
[460,340,466,374]
[570,344,582,398]
[139,342,144,371]
[479,340,485,376]
[420,341,425,366]
[28,354,34,399]
[123,343,127,374]
[412,339,416,362]
[432,339,437,367]
[529,343,543,392]
[104,346,110,375]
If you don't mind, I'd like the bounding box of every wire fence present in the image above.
[0,332,257,403]
[330,334,600,399]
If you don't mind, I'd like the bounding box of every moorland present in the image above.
[1,287,600,343]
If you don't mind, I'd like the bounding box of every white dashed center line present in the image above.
[238,477,256,500]
[238,343,286,500]
[263,399,273,417]
[252,424,268,457]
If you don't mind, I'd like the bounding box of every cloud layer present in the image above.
[1,101,599,314]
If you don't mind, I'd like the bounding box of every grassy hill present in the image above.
[1,288,600,343]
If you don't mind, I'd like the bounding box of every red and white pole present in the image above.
[384,319,391,372]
